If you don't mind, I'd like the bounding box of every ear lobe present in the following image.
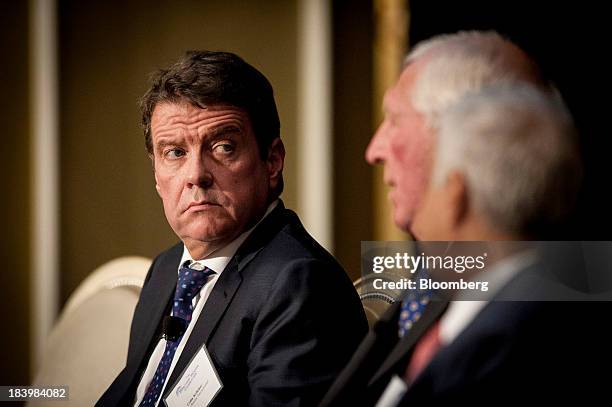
[152,161,162,198]
[266,138,285,186]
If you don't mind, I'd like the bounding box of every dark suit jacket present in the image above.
[98,202,368,406]
[322,262,611,405]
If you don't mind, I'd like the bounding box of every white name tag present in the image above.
[164,345,223,407]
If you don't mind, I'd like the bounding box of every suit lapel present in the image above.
[163,255,243,393]
[369,299,448,387]
[162,201,290,396]
[124,244,181,393]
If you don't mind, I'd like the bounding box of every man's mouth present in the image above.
[185,201,219,212]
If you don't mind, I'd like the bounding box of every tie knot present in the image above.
[175,261,215,302]
[185,260,207,271]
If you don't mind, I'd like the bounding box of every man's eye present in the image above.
[213,143,235,154]
[165,149,186,159]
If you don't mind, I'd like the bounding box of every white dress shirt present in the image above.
[376,250,536,407]
[438,250,536,345]
[134,200,278,406]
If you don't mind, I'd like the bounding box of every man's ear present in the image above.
[150,154,162,197]
[445,170,469,229]
[266,138,285,189]
[154,176,162,197]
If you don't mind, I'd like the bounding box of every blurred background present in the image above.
[1,0,609,387]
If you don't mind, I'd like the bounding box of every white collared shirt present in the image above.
[134,200,278,406]
[438,249,537,345]
[375,250,537,407]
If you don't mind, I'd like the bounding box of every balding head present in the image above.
[407,31,551,130]
[366,30,556,234]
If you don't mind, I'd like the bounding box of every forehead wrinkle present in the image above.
[152,108,248,141]
[196,113,247,136]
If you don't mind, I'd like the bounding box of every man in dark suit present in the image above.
[98,51,368,406]
[321,32,608,405]
[383,84,589,404]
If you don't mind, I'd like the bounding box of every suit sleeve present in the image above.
[246,258,368,406]
[97,255,160,406]
[124,255,159,364]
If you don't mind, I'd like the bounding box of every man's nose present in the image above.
[185,153,213,188]
[365,125,387,165]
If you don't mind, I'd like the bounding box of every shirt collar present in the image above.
[178,199,279,275]
[438,249,537,346]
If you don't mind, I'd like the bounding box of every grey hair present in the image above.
[406,31,550,130]
[432,84,581,236]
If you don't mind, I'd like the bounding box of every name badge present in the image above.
[164,345,223,407]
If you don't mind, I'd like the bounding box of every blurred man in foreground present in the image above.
[386,83,587,403]
[321,31,597,405]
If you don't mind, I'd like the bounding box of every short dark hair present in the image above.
[141,51,281,159]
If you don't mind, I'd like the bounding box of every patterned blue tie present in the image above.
[398,267,432,338]
[139,261,215,407]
